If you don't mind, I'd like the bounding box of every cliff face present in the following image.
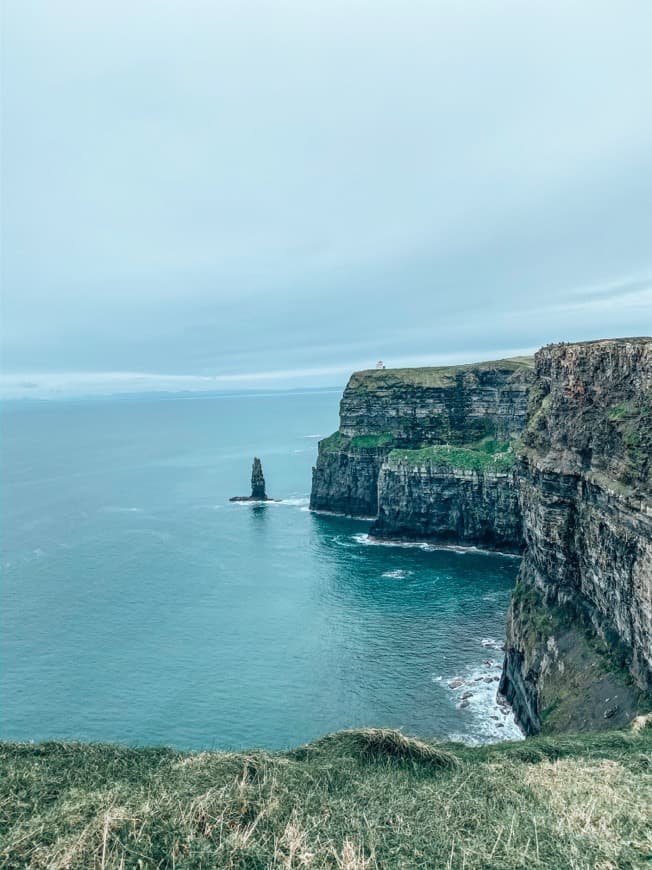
[339,360,533,444]
[500,339,652,734]
[311,338,652,735]
[309,435,388,517]
[310,358,533,534]
[371,460,523,551]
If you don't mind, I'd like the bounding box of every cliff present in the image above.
[371,451,523,551]
[500,338,652,734]
[311,338,652,734]
[310,357,533,539]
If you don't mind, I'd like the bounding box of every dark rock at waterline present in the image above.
[230,457,276,502]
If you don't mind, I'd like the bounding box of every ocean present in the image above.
[0,390,522,749]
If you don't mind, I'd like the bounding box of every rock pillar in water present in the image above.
[251,457,267,500]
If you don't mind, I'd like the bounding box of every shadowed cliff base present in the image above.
[500,581,651,735]
[2,723,650,869]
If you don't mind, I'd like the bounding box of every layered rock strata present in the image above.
[310,357,533,535]
[499,338,652,733]
[371,459,522,551]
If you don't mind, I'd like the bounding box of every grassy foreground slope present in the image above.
[2,727,651,869]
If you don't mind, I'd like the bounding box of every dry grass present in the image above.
[1,726,650,869]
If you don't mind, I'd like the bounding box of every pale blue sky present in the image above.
[2,0,651,397]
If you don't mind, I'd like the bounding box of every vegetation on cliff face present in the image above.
[2,726,651,869]
[318,432,395,453]
[388,440,517,473]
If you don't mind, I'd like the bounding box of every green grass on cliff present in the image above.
[348,356,534,392]
[319,431,395,452]
[2,726,650,869]
[388,441,516,473]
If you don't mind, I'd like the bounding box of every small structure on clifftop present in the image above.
[230,457,274,502]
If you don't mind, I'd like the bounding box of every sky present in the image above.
[2,0,651,398]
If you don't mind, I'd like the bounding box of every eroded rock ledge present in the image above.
[310,339,652,733]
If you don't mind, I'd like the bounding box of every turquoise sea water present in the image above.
[1,391,521,749]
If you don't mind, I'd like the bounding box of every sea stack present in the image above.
[230,457,272,502]
[250,457,267,500]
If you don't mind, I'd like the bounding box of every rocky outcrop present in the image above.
[310,358,534,524]
[250,457,267,500]
[230,457,273,502]
[370,458,523,551]
[500,338,652,734]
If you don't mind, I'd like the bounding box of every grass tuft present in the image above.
[308,728,461,770]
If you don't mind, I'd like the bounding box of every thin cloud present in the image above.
[2,1,651,391]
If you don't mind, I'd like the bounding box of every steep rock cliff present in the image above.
[309,433,389,517]
[310,358,533,524]
[339,359,533,444]
[370,453,523,551]
[500,338,652,734]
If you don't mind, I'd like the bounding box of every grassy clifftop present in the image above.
[347,356,534,392]
[2,726,650,869]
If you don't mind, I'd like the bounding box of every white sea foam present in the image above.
[352,533,520,558]
[435,654,523,744]
[353,533,434,549]
[232,497,310,508]
[381,569,413,579]
[480,637,505,651]
[303,434,325,439]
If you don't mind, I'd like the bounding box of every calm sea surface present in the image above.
[1,391,521,749]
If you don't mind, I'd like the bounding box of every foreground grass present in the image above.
[1,727,650,869]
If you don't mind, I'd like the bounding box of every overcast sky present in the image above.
[2,0,651,397]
